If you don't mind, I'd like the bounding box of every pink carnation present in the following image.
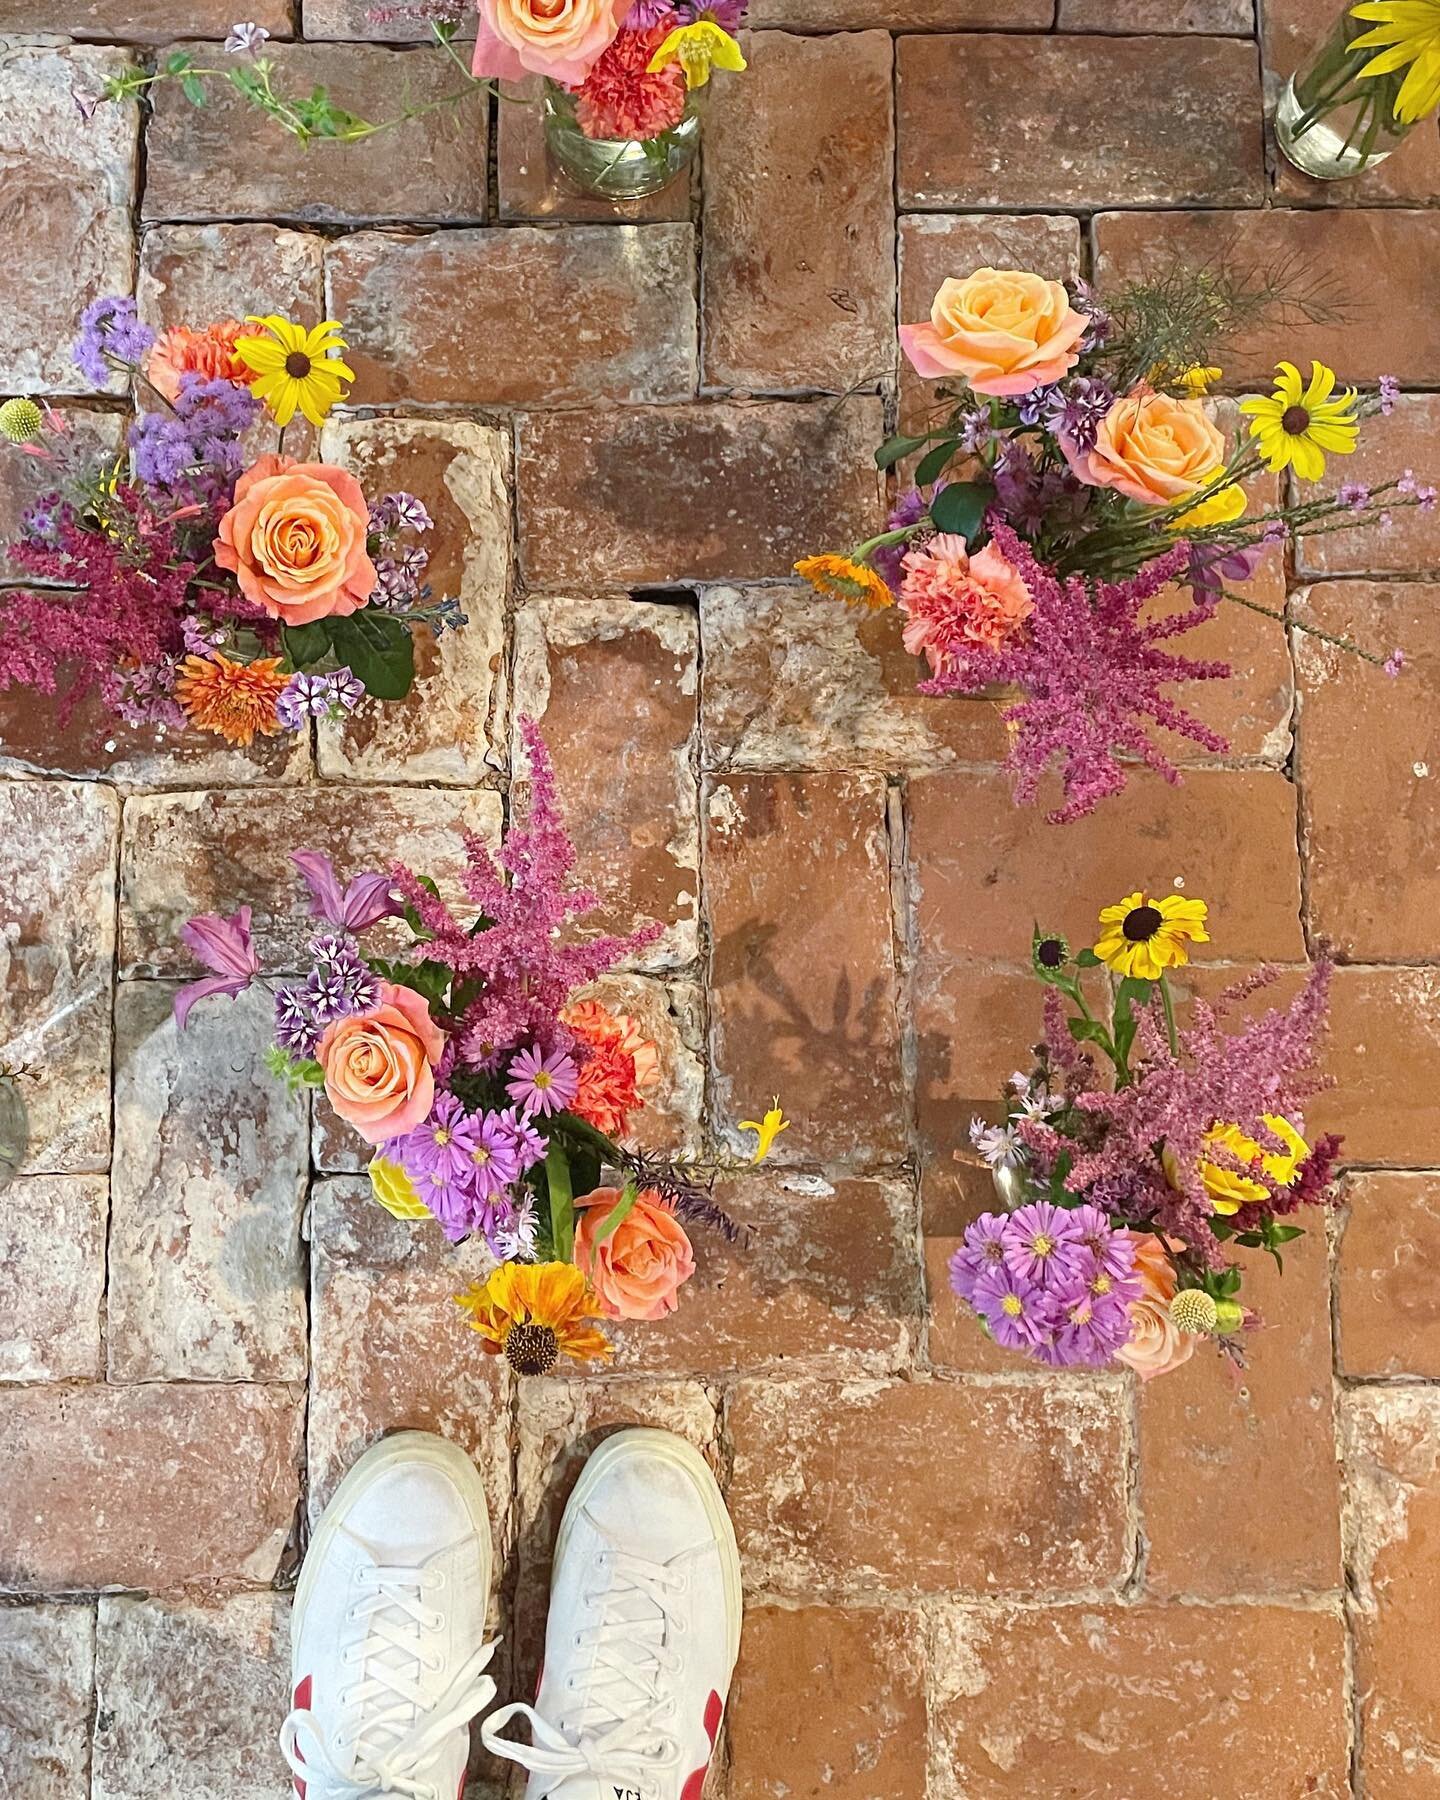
[898,533,1032,673]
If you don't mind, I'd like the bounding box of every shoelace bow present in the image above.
[481,1538,701,1795]
[279,1563,499,1800]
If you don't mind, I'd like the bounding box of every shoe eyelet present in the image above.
[572,1631,585,1648]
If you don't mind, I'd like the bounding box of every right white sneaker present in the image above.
[482,1428,743,1800]
[279,1431,500,1800]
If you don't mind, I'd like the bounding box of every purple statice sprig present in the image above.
[74,296,155,388]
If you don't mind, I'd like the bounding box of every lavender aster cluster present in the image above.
[949,1201,1141,1367]
[73,296,155,387]
[388,1092,549,1247]
[128,375,261,495]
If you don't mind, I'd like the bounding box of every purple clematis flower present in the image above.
[292,850,400,932]
[174,906,258,1030]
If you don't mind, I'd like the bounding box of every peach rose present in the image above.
[574,1186,695,1322]
[316,981,446,1146]
[146,320,247,404]
[471,0,629,84]
[899,268,1090,397]
[1069,389,1227,507]
[1114,1233,1196,1382]
[214,455,376,628]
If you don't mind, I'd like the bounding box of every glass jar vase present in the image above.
[1275,4,1420,179]
[542,77,701,201]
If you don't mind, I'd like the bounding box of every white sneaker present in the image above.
[280,1431,500,1800]
[482,1428,742,1800]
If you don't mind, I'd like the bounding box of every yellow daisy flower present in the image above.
[1094,890,1210,981]
[1238,360,1359,482]
[1199,1114,1309,1215]
[739,1099,790,1163]
[233,315,355,428]
[455,1261,613,1375]
[368,1155,431,1222]
[648,19,747,87]
[1167,465,1248,532]
[794,553,893,610]
[1350,0,1440,123]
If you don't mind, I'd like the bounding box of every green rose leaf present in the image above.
[874,432,929,470]
[928,479,993,542]
[280,619,333,671]
[914,439,960,489]
[329,610,415,700]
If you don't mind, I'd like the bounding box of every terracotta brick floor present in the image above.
[2,2,1440,1794]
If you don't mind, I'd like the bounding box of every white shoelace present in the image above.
[279,1563,499,1800]
[481,1541,698,1797]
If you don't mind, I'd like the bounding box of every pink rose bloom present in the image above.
[574,1185,695,1322]
[898,533,1032,673]
[317,981,446,1146]
[899,268,1090,398]
[1114,1233,1196,1382]
[1067,388,1227,507]
[470,0,630,85]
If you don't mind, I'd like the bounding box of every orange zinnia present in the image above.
[176,652,290,746]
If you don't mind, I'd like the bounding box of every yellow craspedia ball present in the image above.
[0,397,43,445]
[1170,1289,1219,1336]
[368,1155,431,1222]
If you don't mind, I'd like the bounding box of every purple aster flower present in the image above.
[491,1194,539,1262]
[494,1103,548,1172]
[224,19,269,50]
[397,1092,473,1186]
[1379,374,1400,416]
[273,984,322,1057]
[74,296,155,387]
[972,1266,1062,1352]
[970,1116,1024,1169]
[454,1108,523,1202]
[416,1164,471,1240]
[1049,1281,1134,1366]
[678,0,743,23]
[955,408,994,456]
[506,1044,579,1118]
[948,1210,1008,1305]
[173,906,258,1030]
[873,481,941,589]
[1003,1200,1085,1289]
[292,851,400,933]
[1067,1204,1139,1287]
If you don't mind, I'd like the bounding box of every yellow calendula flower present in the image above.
[1199,1114,1309,1215]
[368,1155,431,1222]
[740,1099,790,1163]
[1350,0,1440,123]
[648,18,747,87]
[1239,360,1359,482]
[1168,465,1247,531]
[1094,891,1210,980]
[794,553,894,610]
[233,315,355,428]
[456,1261,613,1375]
[1177,364,1222,398]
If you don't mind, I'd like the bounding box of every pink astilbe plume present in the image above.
[920,521,1231,824]
[391,718,661,1065]
[1065,959,1338,1266]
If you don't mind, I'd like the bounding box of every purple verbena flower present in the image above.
[224,19,270,50]
[1378,374,1400,416]
[1336,482,1371,512]
[1384,648,1406,678]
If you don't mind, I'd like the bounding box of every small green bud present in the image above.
[1213,1298,1245,1335]
[0,397,43,445]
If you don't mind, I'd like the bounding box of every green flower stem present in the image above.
[1158,973,1179,1056]
[852,524,923,562]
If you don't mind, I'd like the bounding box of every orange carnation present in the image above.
[562,1000,661,1137]
[146,320,248,404]
[214,454,376,628]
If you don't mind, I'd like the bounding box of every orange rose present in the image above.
[899,268,1090,397]
[146,320,247,404]
[316,981,445,1146]
[214,455,376,627]
[1070,389,1227,507]
[1114,1233,1196,1382]
[574,1186,695,1322]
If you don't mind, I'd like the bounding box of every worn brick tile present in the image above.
[1299,395,1440,579]
[728,1604,927,1800]
[603,1171,921,1377]
[0,47,137,396]
[143,45,489,225]
[92,1593,290,1800]
[907,767,1305,971]
[705,772,906,1164]
[327,225,695,406]
[316,417,511,782]
[512,594,699,968]
[749,0,1051,21]
[0,1382,301,1592]
[1062,0,1252,24]
[1336,1172,1440,1378]
[0,1175,107,1381]
[897,35,1263,211]
[1095,209,1440,385]
[304,0,471,36]
[702,32,895,394]
[0,0,288,34]
[912,965,1035,1168]
[1140,1230,1341,1597]
[1295,581,1439,961]
[119,786,501,975]
[0,780,118,1174]
[0,1604,94,1800]
[700,583,1009,773]
[1344,1388,1440,1796]
[727,1376,1128,1595]
[518,398,885,586]
[307,1177,512,1547]
[1311,967,1440,1166]
[109,984,307,1382]
[928,1602,1349,1797]
[497,75,693,222]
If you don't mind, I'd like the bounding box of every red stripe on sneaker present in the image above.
[679,1691,725,1800]
[292,1677,312,1799]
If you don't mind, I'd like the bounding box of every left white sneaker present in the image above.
[279,1430,500,1800]
[481,1428,742,1800]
